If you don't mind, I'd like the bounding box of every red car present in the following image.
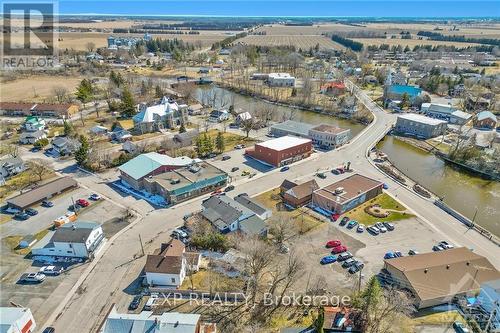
[76,199,90,207]
[331,213,340,221]
[326,240,342,248]
[211,189,223,196]
[331,245,347,254]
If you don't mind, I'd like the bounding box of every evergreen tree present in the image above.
[75,135,90,166]
[120,86,136,118]
[63,121,75,137]
[215,131,225,153]
[178,122,186,133]
[75,79,93,106]
[401,92,410,109]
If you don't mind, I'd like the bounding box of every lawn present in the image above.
[413,310,466,326]
[341,193,414,226]
[4,228,50,255]
[205,129,256,153]
[180,269,245,292]
[0,170,56,203]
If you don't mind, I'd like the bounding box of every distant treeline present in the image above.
[139,22,252,31]
[211,32,248,50]
[367,43,494,53]
[417,31,500,46]
[112,28,199,34]
[135,38,194,53]
[331,34,363,52]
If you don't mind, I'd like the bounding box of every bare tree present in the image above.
[6,144,19,158]
[28,159,52,182]
[268,213,296,246]
[52,86,68,103]
[241,118,255,138]
[86,42,96,53]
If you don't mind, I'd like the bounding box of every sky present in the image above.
[54,1,500,18]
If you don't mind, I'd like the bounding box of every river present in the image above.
[378,136,500,237]
[195,86,365,137]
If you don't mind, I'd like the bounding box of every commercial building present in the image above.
[144,238,200,288]
[311,174,383,215]
[281,179,319,208]
[395,113,447,139]
[0,102,78,118]
[0,307,36,333]
[421,103,471,125]
[309,124,351,149]
[245,136,312,167]
[7,176,77,211]
[201,195,268,237]
[382,247,500,309]
[474,111,498,130]
[133,97,187,132]
[267,73,295,87]
[270,120,315,138]
[143,162,228,204]
[118,152,198,191]
[101,305,205,333]
[384,84,422,106]
[31,222,104,259]
[477,279,500,332]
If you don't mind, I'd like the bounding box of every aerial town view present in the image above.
[0,1,499,332]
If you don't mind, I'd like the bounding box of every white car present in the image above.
[39,265,64,275]
[171,229,188,239]
[357,224,365,233]
[89,193,102,201]
[20,272,45,283]
[375,222,387,233]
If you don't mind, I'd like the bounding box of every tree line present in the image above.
[331,34,364,52]
[417,31,500,46]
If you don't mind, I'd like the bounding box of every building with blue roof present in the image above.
[384,83,422,107]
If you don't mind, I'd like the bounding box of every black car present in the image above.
[231,167,239,172]
[341,258,356,268]
[42,200,54,208]
[339,217,349,226]
[383,222,395,231]
[224,185,235,192]
[25,208,38,216]
[14,212,30,220]
[42,327,55,333]
[129,295,142,310]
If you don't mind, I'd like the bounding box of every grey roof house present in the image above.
[50,137,81,156]
[234,193,272,220]
[0,157,25,182]
[19,130,47,144]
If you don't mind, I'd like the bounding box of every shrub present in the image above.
[34,138,49,148]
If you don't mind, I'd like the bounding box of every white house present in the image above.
[31,222,104,259]
[0,157,25,183]
[49,137,80,156]
[19,130,47,144]
[133,96,187,132]
[208,109,229,123]
[24,116,45,132]
[477,279,500,332]
[0,307,36,333]
[89,125,108,135]
[235,111,252,125]
[267,73,295,87]
[144,238,200,288]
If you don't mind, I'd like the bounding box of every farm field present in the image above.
[253,23,366,35]
[352,37,484,48]
[364,22,500,38]
[238,34,343,49]
[0,75,83,102]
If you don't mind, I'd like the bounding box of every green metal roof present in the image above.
[118,152,195,180]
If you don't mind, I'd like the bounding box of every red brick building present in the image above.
[245,136,312,167]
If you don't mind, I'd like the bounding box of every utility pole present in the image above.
[138,234,145,257]
[71,196,78,215]
[358,267,363,293]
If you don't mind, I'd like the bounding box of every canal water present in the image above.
[378,136,500,237]
[195,87,365,136]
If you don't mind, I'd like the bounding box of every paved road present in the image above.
[37,82,499,332]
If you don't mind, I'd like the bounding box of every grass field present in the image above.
[180,269,245,292]
[1,75,83,102]
[0,170,56,203]
[353,38,484,48]
[413,310,467,326]
[205,129,256,153]
[239,35,343,50]
[4,228,50,255]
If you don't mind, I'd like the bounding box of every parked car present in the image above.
[129,295,142,310]
[367,226,380,235]
[320,255,337,265]
[265,133,275,138]
[326,240,342,248]
[348,261,365,274]
[439,241,454,249]
[229,123,239,129]
[383,183,389,189]
[42,200,54,208]
[222,155,231,161]
[331,245,348,254]
[337,252,352,262]
[346,220,358,229]
[342,258,356,268]
[394,251,403,257]
[279,244,290,254]
[89,193,101,201]
[231,167,240,172]
[234,144,245,149]
[76,199,90,207]
[316,173,326,179]
[42,328,55,333]
[171,229,188,240]
[383,222,395,231]
[453,321,470,333]
[14,212,30,220]
[357,224,365,233]
[433,245,445,252]
[144,294,159,311]
[331,169,340,175]
[280,166,290,172]
[211,189,223,196]
[339,217,349,226]
[241,170,250,176]
[408,249,419,256]
[224,185,235,192]
[19,272,45,283]
[39,265,64,276]
[208,153,217,158]
[25,208,38,216]
[384,252,395,259]
[375,222,387,233]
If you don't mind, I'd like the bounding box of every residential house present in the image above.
[201,195,267,237]
[89,125,108,135]
[395,114,447,139]
[188,103,205,115]
[320,81,346,96]
[382,247,500,309]
[281,179,319,208]
[0,157,25,184]
[219,48,231,55]
[208,109,229,123]
[477,279,500,332]
[19,130,46,145]
[363,75,379,85]
[144,238,200,288]
[24,116,45,132]
[235,111,252,125]
[0,307,36,333]
[474,111,498,130]
[101,306,206,333]
[109,127,132,142]
[133,97,188,132]
[31,222,105,259]
[0,102,35,116]
[49,137,80,156]
[267,73,295,87]
[173,129,199,147]
[234,193,272,220]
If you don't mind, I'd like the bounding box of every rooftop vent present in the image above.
[334,187,344,194]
